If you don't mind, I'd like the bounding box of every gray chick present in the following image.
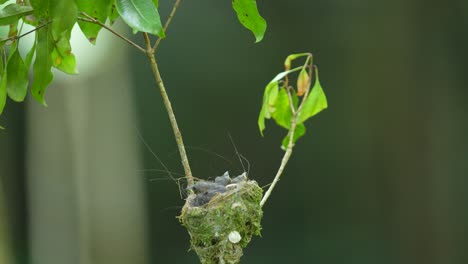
[214,171,231,186]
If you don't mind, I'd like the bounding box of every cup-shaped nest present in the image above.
[179,176,263,264]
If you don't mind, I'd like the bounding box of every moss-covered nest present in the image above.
[179,174,263,264]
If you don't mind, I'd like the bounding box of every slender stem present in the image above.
[285,86,296,114]
[152,0,182,52]
[260,114,297,207]
[0,21,51,44]
[143,33,194,187]
[78,13,146,53]
[78,10,194,187]
[261,55,314,207]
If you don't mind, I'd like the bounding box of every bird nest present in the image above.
[179,172,263,264]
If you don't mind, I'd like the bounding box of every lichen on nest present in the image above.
[179,172,263,264]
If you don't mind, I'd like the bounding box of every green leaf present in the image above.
[284,53,309,70]
[258,68,302,135]
[297,69,327,124]
[152,0,158,8]
[281,123,306,150]
[258,81,279,135]
[0,60,7,115]
[25,37,36,68]
[50,0,78,40]
[108,2,120,25]
[115,0,164,37]
[0,4,34,26]
[271,89,297,129]
[51,29,78,74]
[232,0,267,42]
[0,125,4,129]
[30,0,48,18]
[77,0,113,43]
[6,44,29,102]
[31,28,54,106]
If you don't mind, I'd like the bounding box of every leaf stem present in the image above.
[143,32,194,187]
[152,0,182,52]
[78,13,146,53]
[0,21,51,44]
[260,112,297,207]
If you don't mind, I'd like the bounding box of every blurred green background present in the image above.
[1,0,468,263]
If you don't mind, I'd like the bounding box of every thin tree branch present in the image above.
[260,114,297,207]
[261,55,314,207]
[152,0,182,52]
[0,21,51,44]
[78,13,146,53]
[143,32,194,187]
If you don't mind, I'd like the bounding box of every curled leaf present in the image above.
[258,81,279,135]
[284,57,291,71]
[297,68,327,124]
[296,68,309,96]
[258,68,301,135]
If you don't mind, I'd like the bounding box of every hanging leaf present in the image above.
[51,0,78,40]
[296,68,309,96]
[258,68,302,135]
[0,4,34,26]
[108,2,120,25]
[52,30,78,74]
[232,0,267,43]
[281,123,306,150]
[258,81,279,135]
[25,37,36,68]
[115,0,165,37]
[0,61,7,115]
[30,0,48,18]
[6,44,29,102]
[77,0,113,43]
[297,69,327,124]
[271,89,297,129]
[31,28,54,106]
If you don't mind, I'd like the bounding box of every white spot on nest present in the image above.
[231,202,242,209]
[228,231,241,244]
[226,183,238,190]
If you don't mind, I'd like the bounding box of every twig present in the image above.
[78,13,146,53]
[0,21,51,44]
[260,114,297,207]
[152,0,182,52]
[143,32,194,187]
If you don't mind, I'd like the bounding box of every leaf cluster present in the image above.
[0,0,267,121]
[258,53,328,149]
